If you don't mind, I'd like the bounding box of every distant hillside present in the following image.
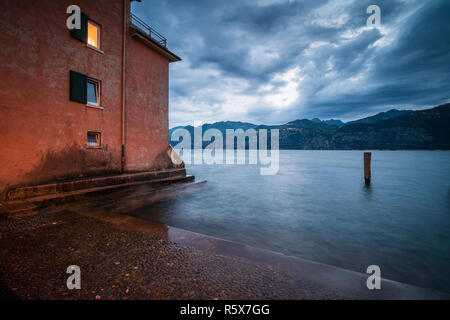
[347,109,412,125]
[331,105,449,149]
[169,121,256,137]
[311,118,345,126]
[170,104,450,150]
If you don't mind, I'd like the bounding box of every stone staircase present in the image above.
[0,168,194,217]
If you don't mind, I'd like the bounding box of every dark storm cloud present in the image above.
[221,0,328,33]
[132,0,450,126]
[308,0,450,114]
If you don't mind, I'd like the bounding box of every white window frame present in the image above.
[86,78,101,107]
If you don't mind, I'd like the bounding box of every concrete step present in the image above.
[1,174,195,218]
[3,168,187,201]
[71,179,208,214]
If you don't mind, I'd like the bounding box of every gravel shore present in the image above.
[0,209,323,300]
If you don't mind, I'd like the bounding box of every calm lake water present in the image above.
[131,151,450,293]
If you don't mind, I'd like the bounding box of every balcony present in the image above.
[130,13,167,48]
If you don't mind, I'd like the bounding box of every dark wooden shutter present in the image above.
[70,71,87,104]
[71,12,88,43]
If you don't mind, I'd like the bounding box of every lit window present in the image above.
[87,132,101,147]
[87,79,100,106]
[87,21,100,49]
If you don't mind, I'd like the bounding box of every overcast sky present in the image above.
[131,0,450,127]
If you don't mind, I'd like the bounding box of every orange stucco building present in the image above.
[0,0,183,194]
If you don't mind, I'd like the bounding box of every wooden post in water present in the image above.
[364,152,372,185]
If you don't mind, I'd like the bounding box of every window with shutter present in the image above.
[70,71,102,107]
[70,12,102,51]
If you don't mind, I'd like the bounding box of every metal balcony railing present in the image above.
[130,13,167,48]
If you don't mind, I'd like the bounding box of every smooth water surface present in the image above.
[129,151,450,293]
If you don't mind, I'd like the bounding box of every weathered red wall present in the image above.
[0,0,174,193]
[125,32,171,172]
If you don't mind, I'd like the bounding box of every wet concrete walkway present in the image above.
[0,184,448,300]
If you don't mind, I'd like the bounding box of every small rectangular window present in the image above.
[87,78,100,106]
[87,21,100,49]
[87,132,101,148]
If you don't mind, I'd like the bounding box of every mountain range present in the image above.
[169,104,450,150]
